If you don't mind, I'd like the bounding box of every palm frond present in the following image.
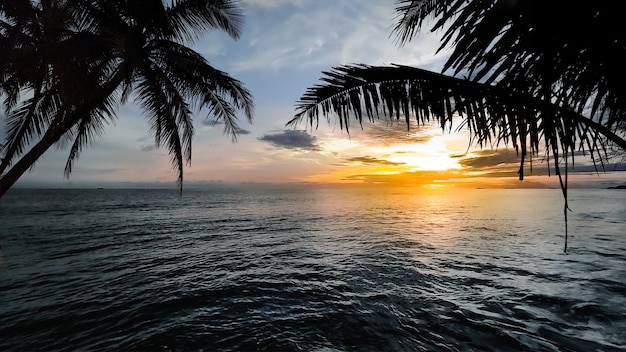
[135,60,194,194]
[0,87,61,174]
[150,39,253,140]
[397,1,626,120]
[167,0,245,42]
[291,64,626,179]
[63,91,119,177]
[392,0,456,46]
[1,0,253,197]
[199,71,253,141]
[295,0,625,253]
[63,109,109,177]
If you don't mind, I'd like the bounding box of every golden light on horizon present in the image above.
[300,129,467,185]
[383,135,462,172]
[293,124,581,189]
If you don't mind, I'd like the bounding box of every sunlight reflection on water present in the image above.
[0,187,624,351]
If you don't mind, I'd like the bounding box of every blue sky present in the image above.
[12,0,626,188]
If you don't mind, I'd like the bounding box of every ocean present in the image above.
[0,186,624,351]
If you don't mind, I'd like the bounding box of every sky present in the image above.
[12,0,626,189]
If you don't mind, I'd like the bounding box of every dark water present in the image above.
[0,187,624,351]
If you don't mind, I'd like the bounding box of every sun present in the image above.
[386,154,460,171]
[381,134,462,172]
[297,128,469,185]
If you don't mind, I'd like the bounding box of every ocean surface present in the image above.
[0,186,624,351]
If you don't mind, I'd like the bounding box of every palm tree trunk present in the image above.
[0,120,73,198]
[0,73,124,198]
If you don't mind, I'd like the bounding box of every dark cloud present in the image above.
[458,149,626,174]
[259,130,320,151]
[456,149,626,179]
[234,126,251,135]
[459,149,520,169]
[345,156,405,166]
[141,145,157,152]
[74,167,126,174]
[137,135,152,143]
[201,119,250,135]
[201,119,223,126]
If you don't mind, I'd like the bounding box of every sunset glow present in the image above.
[12,1,625,190]
[290,126,469,186]
[383,136,462,172]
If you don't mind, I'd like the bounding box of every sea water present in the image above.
[0,186,624,351]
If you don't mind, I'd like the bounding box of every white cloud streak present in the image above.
[201,0,449,73]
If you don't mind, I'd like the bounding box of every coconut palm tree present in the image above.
[0,0,253,197]
[289,0,626,252]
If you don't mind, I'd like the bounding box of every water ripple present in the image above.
[1,188,624,351]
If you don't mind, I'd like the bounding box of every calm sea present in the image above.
[0,186,624,351]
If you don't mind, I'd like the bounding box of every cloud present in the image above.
[201,119,224,126]
[141,145,157,152]
[234,126,251,135]
[73,167,126,174]
[137,135,152,142]
[200,119,250,135]
[345,156,405,166]
[259,130,320,151]
[457,148,626,175]
[241,0,303,8]
[459,149,520,169]
[224,1,448,73]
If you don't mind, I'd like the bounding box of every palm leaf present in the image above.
[290,64,626,179]
[135,59,194,194]
[1,101,43,170]
[2,0,253,197]
[393,0,626,126]
[63,91,120,177]
[148,38,253,141]
[0,88,60,174]
[167,0,245,42]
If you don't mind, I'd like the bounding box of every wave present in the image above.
[1,188,624,351]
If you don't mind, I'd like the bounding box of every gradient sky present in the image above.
[13,0,626,188]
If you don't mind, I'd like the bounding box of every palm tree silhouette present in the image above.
[0,0,254,197]
[290,0,626,252]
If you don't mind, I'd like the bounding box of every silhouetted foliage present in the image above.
[0,0,253,197]
[291,0,626,252]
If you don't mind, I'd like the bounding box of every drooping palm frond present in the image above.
[1,0,253,197]
[0,0,116,165]
[392,0,455,46]
[167,0,245,42]
[294,0,626,252]
[392,0,626,129]
[63,102,115,177]
[290,64,626,180]
[152,39,253,141]
[135,60,193,193]
[62,75,122,177]
[0,87,60,175]
[198,71,254,141]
